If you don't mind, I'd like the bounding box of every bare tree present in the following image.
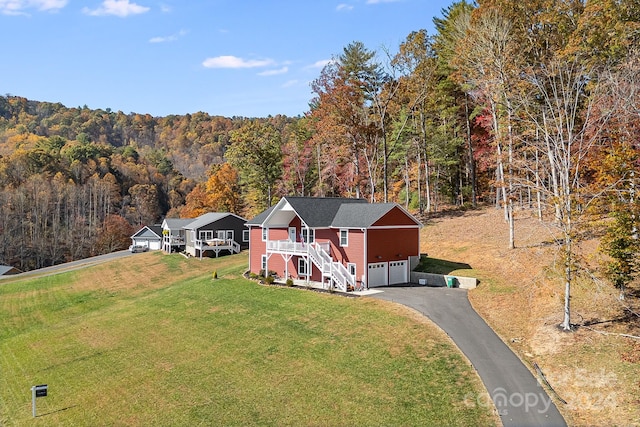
[520,57,611,330]
[453,9,520,248]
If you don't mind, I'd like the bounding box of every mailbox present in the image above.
[34,384,48,397]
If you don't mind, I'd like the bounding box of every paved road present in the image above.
[0,250,133,281]
[370,285,567,427]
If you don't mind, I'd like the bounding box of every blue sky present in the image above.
[1,0,454,118]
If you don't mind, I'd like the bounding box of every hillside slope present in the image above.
[420,207,639,427]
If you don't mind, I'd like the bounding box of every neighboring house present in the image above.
[0,264,21,275]
[131,225,163,250]
[246,196,422,291]
[161,218,193,253]
[182,212,249,259]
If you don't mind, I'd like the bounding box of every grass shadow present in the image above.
[37,405,77,417]
[414,255,472,275]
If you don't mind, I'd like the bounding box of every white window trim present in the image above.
[347,262,356,278]
[262,227,268,242]
[340,229,348,247]
[302,228,315,243]
[200,230,214,241]
[261,255,267,271]
[298,258,309,277]
[243,230,250,242]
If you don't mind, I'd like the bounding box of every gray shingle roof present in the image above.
[284,197,367,227]
[149,225,163,236]
[332,203,400,228]
[245,205,276,226]
[163,218,194,230]
[183,212,246,230]
[132,225,163,239]
[247,197,420,229]
[0,265,21,275]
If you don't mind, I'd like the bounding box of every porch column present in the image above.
[304,223,310,285]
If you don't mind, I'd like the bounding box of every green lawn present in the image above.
[0,253,495,426]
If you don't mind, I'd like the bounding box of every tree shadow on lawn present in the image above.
[416,207,485,226]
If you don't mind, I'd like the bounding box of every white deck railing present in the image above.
[164,236,185,245]
[266,240,329,254]
[195,238,240,254]
[267,240,354,291]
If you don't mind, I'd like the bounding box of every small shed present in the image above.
[0,264,21,275]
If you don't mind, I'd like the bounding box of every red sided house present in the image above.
[246,197,422,291]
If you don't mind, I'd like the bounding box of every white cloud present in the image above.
[336,3,353,11]
[149,29,187,43]
[0,0,67,15]
[37,0,66,10]
[366,0,400,3]
[305,59,333,70]
[202,55,275,69]
[282,80,299,88]
[258,67,288,76]
[83,0,150,17]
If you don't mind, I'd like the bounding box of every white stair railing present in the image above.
[266,239,355,291]
[329,261,355,291]
[308,243,354,292]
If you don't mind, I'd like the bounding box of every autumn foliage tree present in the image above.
[95,214,135,254]
[226,120,283,213]
[181,163,243,217]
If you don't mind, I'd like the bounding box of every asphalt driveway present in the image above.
[370,285,566,427]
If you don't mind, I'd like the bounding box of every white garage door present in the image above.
[389,261,407,285]
[367,262,388,287]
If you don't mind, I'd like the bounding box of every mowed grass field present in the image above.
[0,252,495,426]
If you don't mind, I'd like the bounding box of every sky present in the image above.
[0,0,455,118]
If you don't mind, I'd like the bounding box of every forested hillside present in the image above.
[2,0,640,319]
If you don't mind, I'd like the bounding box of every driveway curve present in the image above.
[370,285,566,427]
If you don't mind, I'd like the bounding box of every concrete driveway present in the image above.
[370,285,567,427]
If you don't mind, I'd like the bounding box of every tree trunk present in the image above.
[465,95,477,208]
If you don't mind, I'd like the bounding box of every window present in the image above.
[217,230,226,240]
[226,230,234,240]
[348,263,356,278]
[261,255,267,271]
[262,227,268,242]
[200,230,213,241]
[340,229,348,247]
[301,228,315,243]
[243,230,249,242]
[298,258,309,276]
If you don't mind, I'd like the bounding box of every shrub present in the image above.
[286,278,294,287]
[264,275,275,285]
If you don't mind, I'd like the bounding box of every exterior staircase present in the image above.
[266,240,356,291]
[307,242,354,292]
